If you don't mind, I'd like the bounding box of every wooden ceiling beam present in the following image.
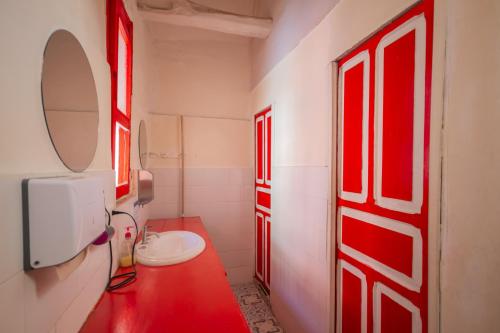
[138,2,272,39]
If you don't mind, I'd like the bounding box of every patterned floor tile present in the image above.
[231,282,284,333]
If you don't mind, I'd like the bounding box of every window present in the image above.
[107,0,133,199]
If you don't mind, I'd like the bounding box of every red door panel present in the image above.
[256,212,264,280]
[380,295,413,333]
[374,282,421,333]
[339,51,369,204]
[256,116,265,185]
[337,260,367,333]
[265,113,272,185]
[336,2,433,332]
[380,31,416,202]
[265,216,271,287]
[256,187,271,212]
[339,210,418,282]
[342,63,364,194]
[374,12,427,215]
[255,107,272,289]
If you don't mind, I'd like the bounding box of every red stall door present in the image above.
[255,107,272,290]
[336,2,433,333]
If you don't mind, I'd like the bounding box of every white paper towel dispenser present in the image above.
[22,176,106,270]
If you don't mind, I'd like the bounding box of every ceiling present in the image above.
[139,0,259,17]
[138,0,280,43]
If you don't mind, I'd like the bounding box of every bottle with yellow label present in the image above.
[119,227,135,267]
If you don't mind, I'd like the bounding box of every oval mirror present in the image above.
[139,120,148,169]
[41,30,99,172]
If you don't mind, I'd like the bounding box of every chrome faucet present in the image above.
[142,225,150,245]
[141,225,159,245]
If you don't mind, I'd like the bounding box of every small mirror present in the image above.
[41,30,98,172]
[139,120,148,169]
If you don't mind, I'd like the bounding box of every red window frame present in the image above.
[107,0,133,199]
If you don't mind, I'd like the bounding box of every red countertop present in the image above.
[80,217,250,333]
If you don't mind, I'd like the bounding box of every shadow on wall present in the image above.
[26,249,88,296]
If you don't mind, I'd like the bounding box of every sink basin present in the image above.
[136,231,206,266]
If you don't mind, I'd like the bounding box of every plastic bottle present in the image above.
[119,227,135,267]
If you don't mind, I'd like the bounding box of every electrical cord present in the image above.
[104,208,139,291]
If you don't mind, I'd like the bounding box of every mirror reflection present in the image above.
[139,120,148,169]
[41,30,99,172]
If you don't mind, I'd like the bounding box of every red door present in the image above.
[336,2,433,333]
[255,107,272,290]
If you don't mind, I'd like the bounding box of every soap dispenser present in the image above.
[119,227,135,267]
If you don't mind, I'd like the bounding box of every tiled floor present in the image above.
[232,282,284,333]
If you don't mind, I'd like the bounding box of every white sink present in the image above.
[136,231,206,266]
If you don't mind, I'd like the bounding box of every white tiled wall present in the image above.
[270,166,330,333]
[148,168,181,219]
[0,0,155,331]
[185,167,254,284]
[0,171,148,333]
[146,114,253,283]
[0,271,24,333]
[54,258,110,333]
[149,167,254,284]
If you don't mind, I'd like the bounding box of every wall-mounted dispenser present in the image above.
[22,176,105,270]
[135,170,154,207]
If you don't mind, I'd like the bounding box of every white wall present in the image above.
[147,114,254,284]
[0,0,154,332]
[148,24,251,118]
[147,115,182,219]
[144,25,254,284]
[183,117,253,283]
[3,1,500,332]
[250,0,445,332]
[251,0,341,86]
[251,0,500,332]
[440,0,500,332]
